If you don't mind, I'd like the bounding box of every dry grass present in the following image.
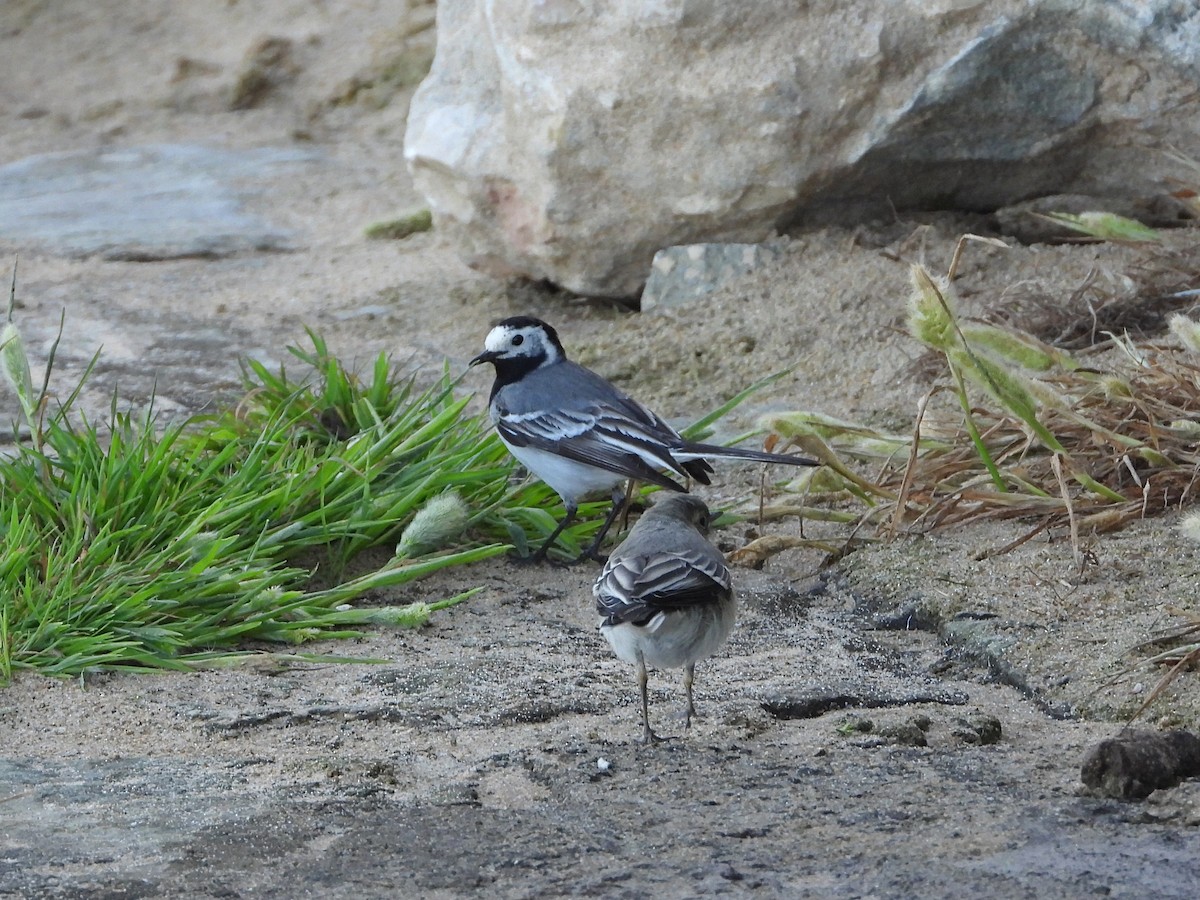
[888,342,1200,538]
[761,236,1200,557]
[988,242,1200,350]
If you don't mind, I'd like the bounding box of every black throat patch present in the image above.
[488,351,549,401]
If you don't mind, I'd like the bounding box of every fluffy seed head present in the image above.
[1180,513,1200,544]
[397,492,470,557]
[907,265,956,351]
[1169,314,1200,355]
[1,320,36,423]
[960,324,1062,372]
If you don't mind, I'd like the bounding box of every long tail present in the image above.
[676,439,819,469]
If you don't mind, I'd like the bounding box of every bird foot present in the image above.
[506,548,560,567]
[572,549,607,565]
[509,547,604,566]
[639,726,676,745]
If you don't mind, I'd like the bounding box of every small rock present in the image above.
[872,602,938,632]
[430,782,481,806]
[952,713,1003,745]
[878,722,929,747]
[640,242,782,312]
[1080,729,1200,800]
[836,715,874,735]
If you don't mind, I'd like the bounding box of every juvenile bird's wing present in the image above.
[594,543,732,626]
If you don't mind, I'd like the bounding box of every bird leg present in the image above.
[580,483,635,562]
[617,478,639,532]
[684,662,696,729]
[527,501,578,563]
[637,654,662,744]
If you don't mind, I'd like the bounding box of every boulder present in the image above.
[405,0,1200,298]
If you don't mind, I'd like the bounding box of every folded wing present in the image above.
[595,547,732,626]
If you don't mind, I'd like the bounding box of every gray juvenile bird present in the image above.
[593,494,735,743]
[469,316,818,561]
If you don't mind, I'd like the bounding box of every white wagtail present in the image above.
[593,494,735,743]
[469,315,818,561]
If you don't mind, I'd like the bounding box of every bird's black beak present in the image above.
[469,349,501,367]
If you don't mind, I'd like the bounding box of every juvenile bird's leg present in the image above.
[684,663,697,728]
[637,652,661,744]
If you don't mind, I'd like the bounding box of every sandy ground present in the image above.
[3,2,1200,897]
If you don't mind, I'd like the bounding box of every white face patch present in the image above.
[483,323,560,363]
[483,325,517,353]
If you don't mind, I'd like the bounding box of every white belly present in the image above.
[601,597,737,670]
[503,440,624,505]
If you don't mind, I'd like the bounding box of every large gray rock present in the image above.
[405,0,1200,298]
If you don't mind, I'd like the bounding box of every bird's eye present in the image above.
[698,514,709,530]
[512,334,524,346]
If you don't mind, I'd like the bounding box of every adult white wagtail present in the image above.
[593,494,735,743]
[469,316,818,561]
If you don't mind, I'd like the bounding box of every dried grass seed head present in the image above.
[908,265,957,351]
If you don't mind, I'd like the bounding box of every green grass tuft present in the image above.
[0,326,604,680]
